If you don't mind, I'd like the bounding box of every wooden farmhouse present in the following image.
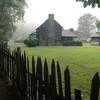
[36,14,63,45]
[36,14,77,46]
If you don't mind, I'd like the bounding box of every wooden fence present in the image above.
[0,44,99,100]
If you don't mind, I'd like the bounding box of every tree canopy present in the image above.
[77,13,96,41]
[96,20,100,32]
[0,0,27,41]
[76,0,100,8]
[96,20,100,28]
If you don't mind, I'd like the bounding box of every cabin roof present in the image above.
[36,14,63,31]
[91,33,100,37]
[62,30,77,37]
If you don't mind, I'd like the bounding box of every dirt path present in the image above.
[0,71,21,100]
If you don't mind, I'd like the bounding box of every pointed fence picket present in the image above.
[0,43,99,100]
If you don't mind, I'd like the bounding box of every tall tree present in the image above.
[76,0,100,8]
[0,0,27,41]
[96,20,100,32]
[77,13,96,41]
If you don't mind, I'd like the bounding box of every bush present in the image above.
[91,42,100,46]
[14,40,24,43]
[62,41,83,46]
[24,39,37,47]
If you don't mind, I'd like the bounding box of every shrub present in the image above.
[91,42,100,46]
[62,41,83,46]
[24,39,37,47]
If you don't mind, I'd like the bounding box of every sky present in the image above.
[24,0,100,30]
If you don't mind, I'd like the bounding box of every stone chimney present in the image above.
[69,28,74,32]
[48,14,55,45]
[48,14,54,20]
[48,14,55,33]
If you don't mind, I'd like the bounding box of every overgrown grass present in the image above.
[13,45,100,100]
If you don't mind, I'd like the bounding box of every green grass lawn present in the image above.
[13,45,100,100]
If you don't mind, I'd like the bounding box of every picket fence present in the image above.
[0,44,99,100]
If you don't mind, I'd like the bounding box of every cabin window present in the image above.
[42,36,46,40]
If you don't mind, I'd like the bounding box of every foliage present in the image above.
[77,13,96,41]
[62,41,83,46]
[96,20,100,31]
[24,39,37,47]
[76,0,100,8]
[0,0,27,41]
[24,33,38,47]
[29,33,37,40]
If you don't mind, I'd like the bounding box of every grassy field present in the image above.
[11,44,100,100]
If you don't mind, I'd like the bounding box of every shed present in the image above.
[91,33,100,42]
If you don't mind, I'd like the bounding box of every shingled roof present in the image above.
[36,14,63,33]
[62,29,77,37]
[91,33,100,37]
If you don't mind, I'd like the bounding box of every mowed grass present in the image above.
[20,46,100,100]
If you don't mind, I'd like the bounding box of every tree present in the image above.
[0,0,27,41]
[76,0,100,8]
[96,20,100,31]
[77,13,96,41]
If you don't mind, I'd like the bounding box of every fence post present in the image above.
[20,54,27,100]
[27,57,31,100]
[2,46,4,71]
[64,67,71,100]
[44,58,50,100]
[31,56,36,100]
[36,57,43,100]
[12,51,15,87]
[16,47,21,90]
[90,72,100,100]
[74,89,82,100]
[50,59,57,100]
[57,61,63,99]
[23,51,27,100]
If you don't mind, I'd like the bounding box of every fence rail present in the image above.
[0,44,99,100]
